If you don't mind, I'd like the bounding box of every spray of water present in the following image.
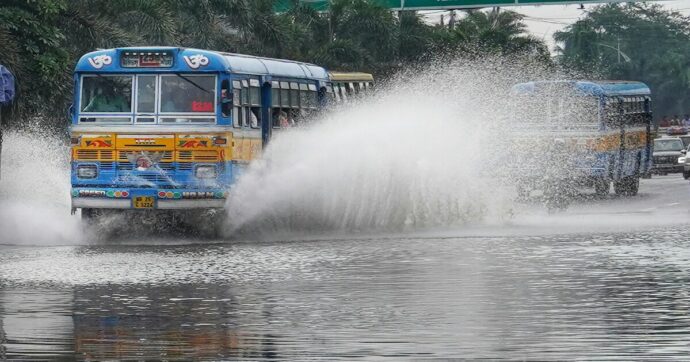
[0,56,592,244]
[0,127,85,245]
[222,57,555,236]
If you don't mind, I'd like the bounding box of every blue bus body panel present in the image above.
[512,80,651,97]
[71,47,331,210]
[75,47,329,80]
[511,80,653,181]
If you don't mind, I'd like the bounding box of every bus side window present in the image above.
[308,84,318,109]
[339,83,348,102]
[241,80,250,128]
[289,82,300,123]
[271,81,282,128]
[249,78,261,129]
[221,79,232,118]
[232,80,242,128]
[325,84,336,104]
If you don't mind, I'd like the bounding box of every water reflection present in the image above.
[2,228,690,359]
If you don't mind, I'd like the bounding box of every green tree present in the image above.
[0,0,551,127]
[454,8,550,60]
[0,0,70,125]
[554,3,690,117]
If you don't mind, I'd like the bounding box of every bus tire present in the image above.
[614,176,639,196]
[81,208,95,221]
[594,178,610,197]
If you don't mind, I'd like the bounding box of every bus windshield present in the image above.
[514,96,599,126]
[160,75,216,113]
[654,139,684,151]
[81,75,132,113]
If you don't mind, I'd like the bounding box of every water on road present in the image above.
[1,176,690,360]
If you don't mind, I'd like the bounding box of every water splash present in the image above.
[222,58,547,236]
[0,128,84,245]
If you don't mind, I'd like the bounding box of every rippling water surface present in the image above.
[2,227,690,360]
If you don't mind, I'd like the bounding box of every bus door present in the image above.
[229,77,262,164]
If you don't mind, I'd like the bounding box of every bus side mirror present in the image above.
[67,104,75,120]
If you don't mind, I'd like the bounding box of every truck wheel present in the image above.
[684,171,690,180]
[594,178,610,197]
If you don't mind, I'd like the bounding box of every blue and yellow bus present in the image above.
[70,47,331,219]
[511,80,652,197]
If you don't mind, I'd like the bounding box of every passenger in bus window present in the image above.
[250,108,260,128]
[272,108,289,128]
[280,110,290,127]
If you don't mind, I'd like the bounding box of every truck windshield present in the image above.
[654,139,684,151]
[81,75,132,113]
[160,74,216,113]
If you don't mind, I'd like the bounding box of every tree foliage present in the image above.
[0,1,549,126]
[555,3,690,117]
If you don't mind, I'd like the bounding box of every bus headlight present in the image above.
[77,165,98,179]
[195,165,217,179]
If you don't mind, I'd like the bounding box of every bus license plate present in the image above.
[133,196,155,209]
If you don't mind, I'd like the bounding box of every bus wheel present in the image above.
[81,208,96,222]
[627,177,640,196]
[594,178,610,197]
[614,177,639,196]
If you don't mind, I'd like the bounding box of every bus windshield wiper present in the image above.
[175,74,211,94]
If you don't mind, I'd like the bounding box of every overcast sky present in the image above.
[423,0,690,52]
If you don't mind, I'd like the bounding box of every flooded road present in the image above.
[1,176,690,360]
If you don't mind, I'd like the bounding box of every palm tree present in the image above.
[455,8,548,58]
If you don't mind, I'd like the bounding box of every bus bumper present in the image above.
[71,188,227,210]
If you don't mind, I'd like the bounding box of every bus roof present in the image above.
[75,47,329,81]
[512,80,651,97]
[328,72,374,82]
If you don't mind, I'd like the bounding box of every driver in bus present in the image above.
[83,87,129,112]
[162,92,185,112]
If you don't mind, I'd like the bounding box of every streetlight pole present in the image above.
[597,42,631,63]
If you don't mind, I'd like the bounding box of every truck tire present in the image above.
[684,171,690,180]
[594,178,610,197]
